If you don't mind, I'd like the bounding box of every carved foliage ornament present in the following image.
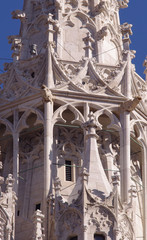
[88,205,115,237]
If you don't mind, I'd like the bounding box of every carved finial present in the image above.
[143,56,147,81]
[82,112,101,138]
[120,96,142,112]
[6,174,14,191]
[121,22,132,50]
[33,210,45,240]
[83,32,94,58]
[41,85,53,102]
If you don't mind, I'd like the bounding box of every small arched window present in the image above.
[94,234,105,240]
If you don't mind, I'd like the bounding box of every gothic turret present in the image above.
[0,0,146,239]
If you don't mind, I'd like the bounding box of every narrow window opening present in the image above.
[94,234,105,240]
[35,203,41,211]
[65,160,72,181]
[17,210,20,216]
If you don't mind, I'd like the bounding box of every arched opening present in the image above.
[53,106,84,196]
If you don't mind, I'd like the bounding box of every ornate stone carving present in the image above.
[41,85,53,102]
[83,32,94,58]
[82,112,99,132]
[118,215,134,240]
[121,22,132,46]
[0,173,16,240]
[88,206,115,237]
[118,0,129,9]
[11,10,26,21]
[56,126,84,160]
[33,210,45,240]
[29,44,38,57]
[97,26,108,41]
[93,1,106,15]
[8,35,22,60]
[120,96,142,112]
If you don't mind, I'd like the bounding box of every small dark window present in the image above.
[65,160,72,181]
[31,72,35,78]
[35,203,41,211]
[69,236,78,240]
[94,234,105,240]
[17,210,20,216]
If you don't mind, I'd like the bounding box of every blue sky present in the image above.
[0,1,146,79]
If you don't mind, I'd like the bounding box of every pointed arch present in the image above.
[53,104,85,126]
[94,108,121,132]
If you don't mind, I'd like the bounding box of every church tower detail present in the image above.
[0,0,147,239]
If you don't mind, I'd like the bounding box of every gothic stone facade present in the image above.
[0,0,147,239]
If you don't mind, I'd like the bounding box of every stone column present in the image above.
[120,22,132,203]
[120,110,130,203]
[13,109,19,196]
[42,94,53,239]
[43,13,55,239]
[112,172,120,240]
[81,168,89,240]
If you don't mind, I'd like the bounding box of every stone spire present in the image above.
[82,112,111,198]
